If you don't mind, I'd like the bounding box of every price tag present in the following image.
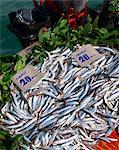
[72,44,102,67]
[12,65,43,92]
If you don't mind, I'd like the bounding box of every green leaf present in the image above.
[13,134,23,143]
[32,45,41,52]
[93,16,99,28]
[21,57,26,68]
[2,73,11,82]
[55,40,62,46]
[84,23,92,33]
[39,31,50,42]
[102,30,118,39]
[77,26,84,35]
[1,64,11,73]
[71,30,78,33]
[66,42,71,48]
[11,142,19,150]
[70,33,77,42]
[3,84,8,90]
[0,133,6,140]
[59,19,67,29]
[92,39,99,45]
[84,37,90,41]
[60,28,69,34]
[87,15,92,23]
[39,56,44,64]
[52,27,59,33]
[49,41,54,46]
[0,130,9,136]
[14,60,21,72]
[14,58,26,72]
[40,52,47,58]
[93,28,103,38]
[99,28,109,35]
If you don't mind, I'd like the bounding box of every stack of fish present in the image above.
[1,45,119,150]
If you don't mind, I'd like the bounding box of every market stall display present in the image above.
[0,1,119,147]
[1,45,119,150]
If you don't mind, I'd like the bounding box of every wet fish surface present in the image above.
[1,45,119,150]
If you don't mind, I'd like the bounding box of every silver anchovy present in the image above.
[1,45,119,150]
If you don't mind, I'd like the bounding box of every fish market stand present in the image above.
[1,44,119,150]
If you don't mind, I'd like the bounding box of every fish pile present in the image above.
[1,45,119,150]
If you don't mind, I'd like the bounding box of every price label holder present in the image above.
[12,65,43,92]
[72,44,102,67]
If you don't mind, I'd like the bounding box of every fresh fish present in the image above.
[1,45,119,150]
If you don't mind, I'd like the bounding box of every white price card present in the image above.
[72,44,102,67]
[12,65,43,92]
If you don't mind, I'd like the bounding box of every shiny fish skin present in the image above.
[1,46,119,150]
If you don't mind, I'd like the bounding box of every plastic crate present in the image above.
[95,131,119,150]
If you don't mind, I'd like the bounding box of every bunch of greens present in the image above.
[0,55,26,109]
[26,45,47,65]
[38,16,119,52]
[108,0,119,28]
[108,0,119,17]
[77,16,119,47]
[0,129,25,150]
